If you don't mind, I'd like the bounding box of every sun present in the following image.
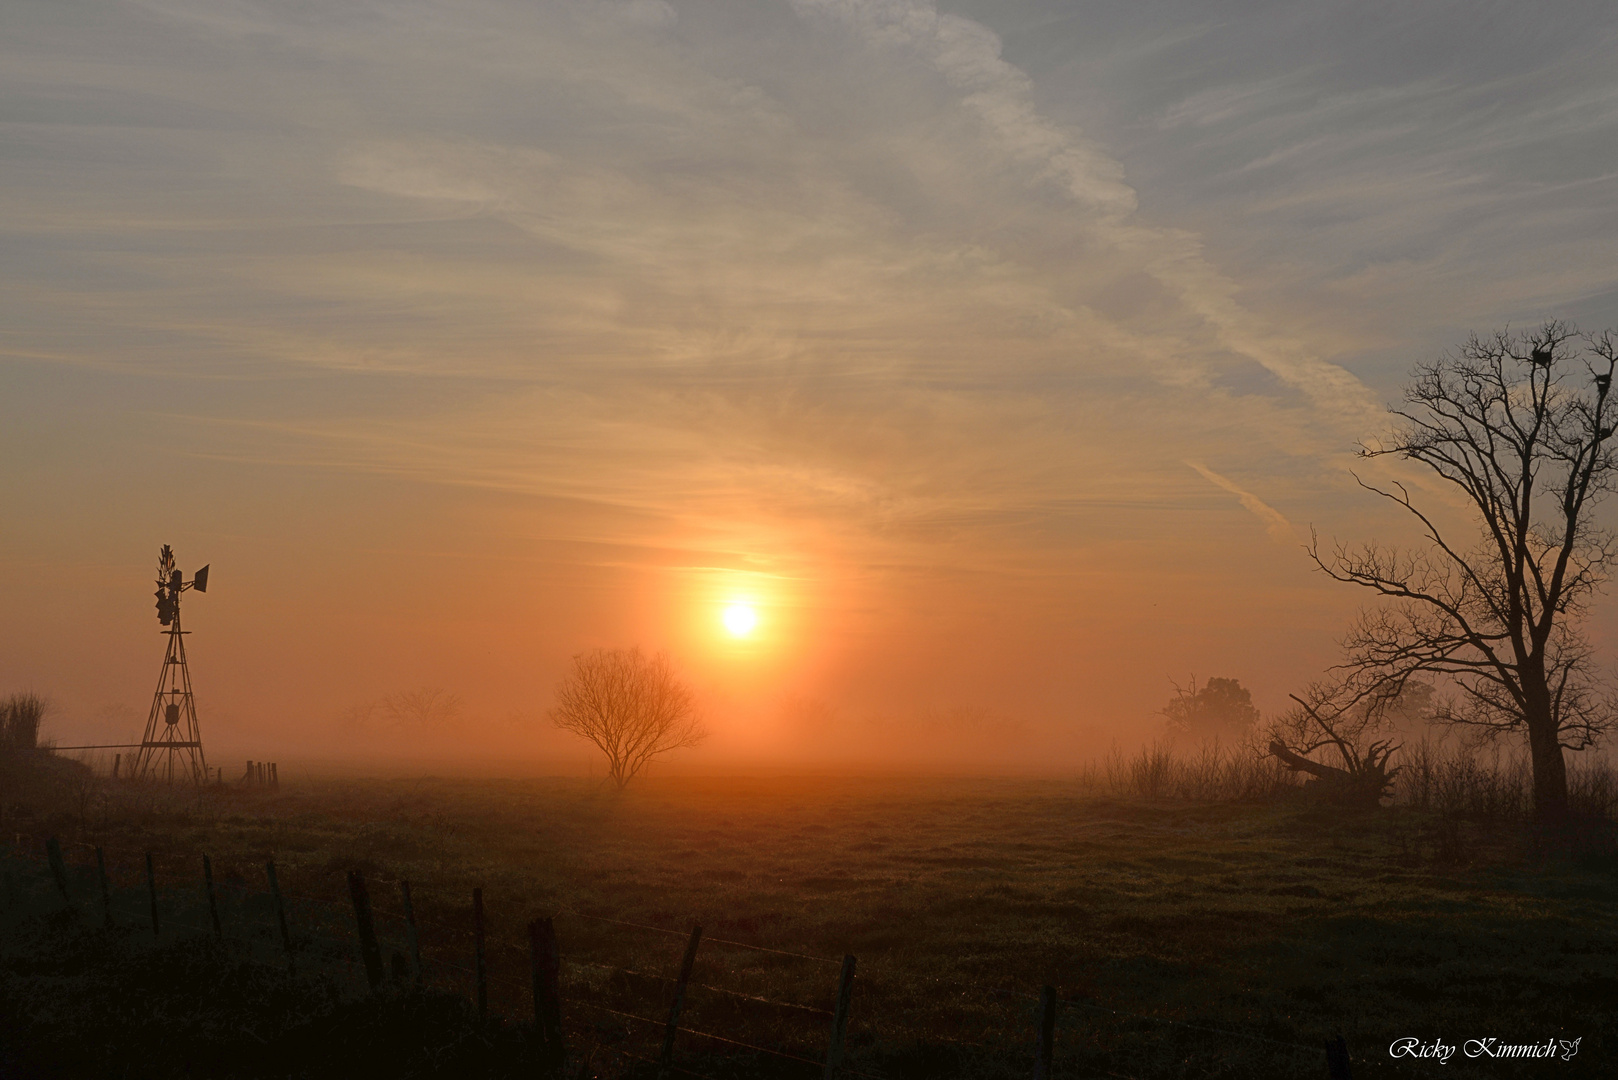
[722,603,758,637]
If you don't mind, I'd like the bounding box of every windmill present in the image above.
[130,545,211,783]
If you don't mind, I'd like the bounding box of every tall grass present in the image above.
[1089,738,1301,802]
[1093,734,1618,821]
[1397,736,1527,820]
[1,692,47,751]
[1397,736,1618,820]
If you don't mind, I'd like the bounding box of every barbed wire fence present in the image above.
[2,830,1350,1079]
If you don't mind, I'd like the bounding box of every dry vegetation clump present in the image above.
[1570,755,1618,819]
[1093,735,1618,826]
[1397,737,1531,820]
[0,693,100,837]
[1089,740,1301,802]
[1397,736,1618,822]
[1,692,47,752]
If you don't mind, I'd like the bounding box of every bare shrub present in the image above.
[1427,747,1531,822]
[1570,755,1618,819]
[1393,735,1618,823]
[1,692,47,751]
[1127,742,1173,799]
[1397,735,1441,811]
[1097,738,1300,802]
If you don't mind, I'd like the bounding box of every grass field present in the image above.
[3,770,1616,1078]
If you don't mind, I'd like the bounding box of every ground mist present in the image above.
[2,750,1615,1078]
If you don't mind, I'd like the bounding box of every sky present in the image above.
[3,0,1617,772]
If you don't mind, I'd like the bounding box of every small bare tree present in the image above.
[380,687,463,730]
[551,648,706,788]
[1314,322,1618,823]
[344,687,464,731]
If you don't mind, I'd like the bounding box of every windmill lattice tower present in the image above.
[131,544,211,783]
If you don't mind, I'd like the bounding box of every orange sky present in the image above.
[3,1,1616,773]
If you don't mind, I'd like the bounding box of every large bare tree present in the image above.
[1313,322,1618,823]
[551,648,706,788]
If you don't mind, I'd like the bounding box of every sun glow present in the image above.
[722,603,758,637]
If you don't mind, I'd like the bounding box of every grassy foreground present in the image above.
[3,773,1615,1078]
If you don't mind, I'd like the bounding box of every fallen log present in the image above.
[1268,739,1392,807]
[1268,740,1350,781]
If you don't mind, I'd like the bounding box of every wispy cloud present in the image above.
[1187,462,1298,545]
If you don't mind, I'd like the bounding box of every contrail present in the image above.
[1187,461,1298,544]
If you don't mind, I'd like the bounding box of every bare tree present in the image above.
[1313,321,1618,823]
[380,687,463,730]
[551,648,706,788]
[344,687,464,731]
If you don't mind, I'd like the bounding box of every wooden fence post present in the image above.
[145,851,160,937]
[529,916,565,1076]
[823,954,857,1080]
[658,924,704,1076]
[1325,1034,1352,1079]
[95,846,113,928]
[400,880,423,984]
[1032,986,1057,1080]
[348,871,385,992]
[203,855,222,938]
[473,887,488,1019]
[112,753,120,779]
[246,760,254,786]
[45,837,71,904]
[266,860,296,974]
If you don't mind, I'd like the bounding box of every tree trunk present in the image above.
[1526,717,1569,825]
[1522,671,1570,825]
[1268,741,1352,783]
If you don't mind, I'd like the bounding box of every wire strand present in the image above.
[5,841,1323,1065]
[561,908,842,965]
